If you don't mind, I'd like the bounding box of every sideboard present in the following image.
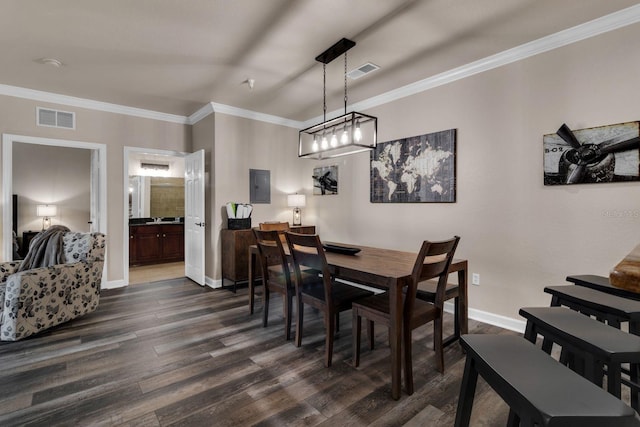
[221,225,315,290]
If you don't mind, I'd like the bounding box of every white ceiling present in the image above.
[1,0,639,122]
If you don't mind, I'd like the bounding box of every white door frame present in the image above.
[2,133,107,262]
[123,146,187,285]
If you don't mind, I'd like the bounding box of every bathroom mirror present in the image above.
[129,176,184,219]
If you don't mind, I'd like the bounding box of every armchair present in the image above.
[0,231,106,341]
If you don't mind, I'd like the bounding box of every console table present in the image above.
[221,225,315,291]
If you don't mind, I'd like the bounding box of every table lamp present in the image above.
[36,204,57,230]
[287,194,306,226]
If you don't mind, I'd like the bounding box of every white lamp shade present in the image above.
[287,194,306,208]
[37,204,57,217]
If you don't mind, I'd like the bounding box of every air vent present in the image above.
[347,62,380,80]
[37,107,75,129]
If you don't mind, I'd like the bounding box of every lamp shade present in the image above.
[36,204,57,217]
[287,194,306,208]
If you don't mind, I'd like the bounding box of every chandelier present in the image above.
[298,38,377,159]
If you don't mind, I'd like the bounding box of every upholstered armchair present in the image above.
[0,232,106,341]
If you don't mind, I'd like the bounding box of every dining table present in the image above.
[247,241,468,400]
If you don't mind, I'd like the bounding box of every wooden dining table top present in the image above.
[322,242,467,285]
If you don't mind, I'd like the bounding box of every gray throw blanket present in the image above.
[18,225,70,272]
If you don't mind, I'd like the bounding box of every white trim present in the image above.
[443,301,526,334]
[205,276,221,289]
[187,102,304,128]
[2,133,108,283]
[0,84,189,124]
[102,279,127,290]
[3,4,640,129]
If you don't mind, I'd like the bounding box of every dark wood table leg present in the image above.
[457,262,468,336]
[390,277,402,400]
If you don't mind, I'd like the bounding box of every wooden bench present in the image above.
[520,306,640,410]
[566,275,640,301]
[544,285,640,334]
[454,334,640,427]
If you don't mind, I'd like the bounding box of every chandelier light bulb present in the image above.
[341,124,349,144]
[321,133,329,150]
[354,120,362,142]
[330,130,338,147]
[312,135,319,152]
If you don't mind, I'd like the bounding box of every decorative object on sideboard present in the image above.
[36,204,57,230]
[287,194,306,226]
[371,129,456,203]
[226,202,253,230]
[313,165,338,195]
[543,121,640,185]
[298,38,377,160]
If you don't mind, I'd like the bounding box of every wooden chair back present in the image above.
[253,229,291,288]
[405,236,460,320]
[259,222,290,232]
[285,232,332,302]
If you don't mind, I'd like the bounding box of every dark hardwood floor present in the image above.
[0,278,515,426]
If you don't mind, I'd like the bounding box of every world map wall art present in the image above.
[543,121,640,185]
[370,129,456,203]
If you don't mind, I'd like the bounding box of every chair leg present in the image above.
[367,320,375,350]
[325,311,335,367]
[284,292,293,340]
[353,308,361,367]
[262,287,270,328]
[404,324,414,395]
[295,298,304,347]
[434,317,444,373]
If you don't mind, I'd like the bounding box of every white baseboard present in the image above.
[206,276,222,289]
[102,279,127,289]
[443,301,526,334]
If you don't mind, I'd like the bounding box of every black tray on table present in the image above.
[322,243,361,255]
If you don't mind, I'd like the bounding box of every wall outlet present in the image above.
[472,273,480,286]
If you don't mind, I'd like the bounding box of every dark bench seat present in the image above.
[520,306,640,410]
[454,334,640,427]
[566,275,640,301]
[544,285,640,333]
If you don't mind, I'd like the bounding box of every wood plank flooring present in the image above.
[0,278,515,426]
[129,262,185,285]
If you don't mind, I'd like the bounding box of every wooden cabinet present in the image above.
[221,225,315,287]
[129,223,184,266]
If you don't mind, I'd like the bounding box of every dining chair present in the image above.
[351,236,459,395]
[415,270,460,350]
[285,232,374,367]
[259,222,291,232]
[253,229,295,340]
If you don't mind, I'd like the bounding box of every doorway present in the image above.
[124,147,187,285]
[2,134,106,264]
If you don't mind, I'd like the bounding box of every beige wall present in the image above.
[0,95,190,282]
[309,23,640,321]
[211,113,304,281]
[13,144,91,237]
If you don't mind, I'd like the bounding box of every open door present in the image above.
[184,149,205,286]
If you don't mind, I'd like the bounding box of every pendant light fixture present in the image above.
[298,38,377,159]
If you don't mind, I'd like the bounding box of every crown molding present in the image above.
[3,4,640,129]
[304,3,640,127]
[0,84,189,124]
[188,101,303,128]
